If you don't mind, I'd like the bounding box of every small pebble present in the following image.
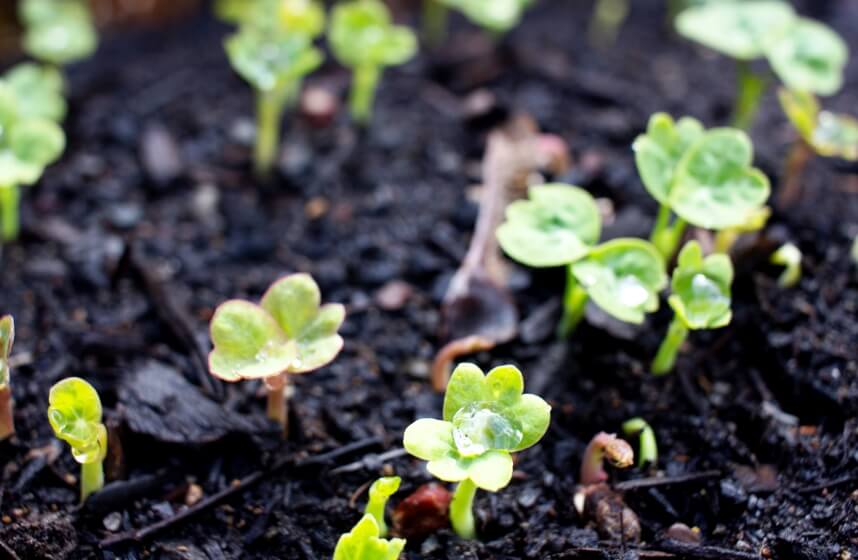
[103,512,122,532]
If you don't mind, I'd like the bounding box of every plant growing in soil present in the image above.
[0,316,15,441]
[622,417,657,468]
[329,0,417,125]
[496,183,667,337]
[403,363,551,539]
[0,81,67,241]
[770,242,802,288]
[47,377,107,502]
[633,113,770,259]
[224,1,325,177]
[652,241,733,375]
[19,0,98,69]
[676,1,847,130]
[208,273,345,436]
[580,432,633,485]
[365,476,401,537]
[3,63,66,123]
[334,513,406,559]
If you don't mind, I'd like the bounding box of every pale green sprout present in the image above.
[779,89,858,162]
[208,273,345,435]
[48,377,107,502]
[403,363,551,539]
[19,0,98,68]
[0,315,15,440]
[4,63,66,123]
[770,243,802,288]
[497,183,667,337]
[365,476,401,538]
[622,417,657,468]
[634,113,770,260]
[329,0,417,125]
[652,241,733,375]
[333,514,405,560]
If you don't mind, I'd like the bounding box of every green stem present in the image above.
[254,88,286,179]
[350,65,381,126]
[652,314,689,375]
[450,478,477,539]
[713,229,738,254]
[649,205,686,260]
[422,0,448,46]
[732,61,768,131]
[365,500,387,537]
[80,460,104,503]
[559,266,589,338]
[0,184,21,242]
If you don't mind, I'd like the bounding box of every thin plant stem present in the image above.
[449,478,477,539]
[650,205,686,260]
[732,61,768,131]
[0,385,13,440]
[652,314,689,375]
[254,87,286,178]
[0,184,21,242]
[265,373,289,437]
[80,459,104,503]
[559,266,588,338]
[350,65,381,126]
[422,0,448,46]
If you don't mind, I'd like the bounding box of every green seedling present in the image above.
[225,2,324,178]
[634,113,770,259]
[4,63,66,123]
[713,206,771,255]
[0,81,67,241]
[0,316,15,440]
[19,0,98,69]
[208,273,345,436]
[403,363,551,539]
[334,514,406,560]
[770,242,801,288]
[329,0,417,125]
[652,241,733,375]
[580,432,633,486]
[48,377,107,502]
[497,183,667,337]
[365,476,401,537]
[676,1,847,130]
[621,418,657,468]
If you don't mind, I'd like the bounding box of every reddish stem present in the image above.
[265,373,289,437]
[0,385,13,440]
[580,432,634,485]
[431,335,494,393]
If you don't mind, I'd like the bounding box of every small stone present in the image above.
[666,522,701,544]
[304,197,330,220]
[103,511,122,532]
[140,123,184,186]
[107,203,143,229]
[185,483,203,506]
[393,483,452,541]
[301,86,338,128]
[374,280,413,310]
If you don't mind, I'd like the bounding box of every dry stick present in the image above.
[613,470,722,492]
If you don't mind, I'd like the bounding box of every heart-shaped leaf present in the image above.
[633,113,704,205]
[225,27,323,92]
[48,377,107,464]
[766,18,848,96]
[333,514,406,560]
[329,0,417,69]
[668,241,733,329]
[20,0,98,66]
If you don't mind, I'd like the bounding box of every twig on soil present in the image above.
[546,540,762,560]
[613,470,722,492]
[796,474,858,494]
[329,448,409,475]
[0,540,22,560]
[99,436,383,547]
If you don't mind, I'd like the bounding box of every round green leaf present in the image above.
[403,418,456,462]
[496,183,601,268]
[506,393,551,452]
[766,18,848,96]
[329,0,417,69]
[466,450,514,491]
[21,0,98,66]
[4,63,66,122]
[670,129,770,230]
[47,377,106,463]
[669,241,733,329]
[225,27,322,92]
[676,1,796,60]
[10,118,66,170]
[571,238,667,324]
[633,113,704,205]
[812,111,858,161]
[279,0,326,38]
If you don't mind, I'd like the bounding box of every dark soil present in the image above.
[1,0,857,558]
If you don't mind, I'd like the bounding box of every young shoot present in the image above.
[225,3,324,177]
[403,363,551,539]
[19,0,98,69]
[676,2,847,130]
[365,476,401,538]
[0,315,14,440]
[652,241,733,376]
[621,418,657,468]
[208,273,345,436]
[0,81,67,241]
[496,183,667,337]
[770,243,802,288]
[634,113,770,259]
[47,377,107,502]
[329,0,417,125]
[580,432,633,486]
[334,514,406,560]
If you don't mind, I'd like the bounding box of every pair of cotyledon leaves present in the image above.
[496,183,668,325]
[208,273,345,382]
[668,241,733,330]
[20,0,98,67]
[47,377,107,465]
[404,363,551,492]
[676,0,848,96]
[329,0,417,71]
[778,89,858,162]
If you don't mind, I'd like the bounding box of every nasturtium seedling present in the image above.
[770,242,802,288]
[634,113,770,259]
[0,315,15,440]
[19,0,98,68]
[365,476,401,538]
[403,363,551,539]
[652,241,733,375]
[208,273,345,435]
[334,514,406,560]
[779,88,858,161]
[329,0,417,124]
[4,63,66,123]
[622,417,657,468]
[48,377,107,502]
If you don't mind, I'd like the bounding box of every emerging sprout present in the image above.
[403,363,551,539]
[365,476,401,538]
[580,432,633,486]
[0,81,67,241]
[770,242,802,288]
[676,1,847,129]
[19,0,98,68]
[334,514,405,560]
[652,241,733,376]
[224,1,324,177]
[621,417,657,468]
[0,315,14,440]
[47,377,107,502]
[497,183,667,336]
[329,0,417,125]
[208,273,345,435]
[634,113,770,259]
